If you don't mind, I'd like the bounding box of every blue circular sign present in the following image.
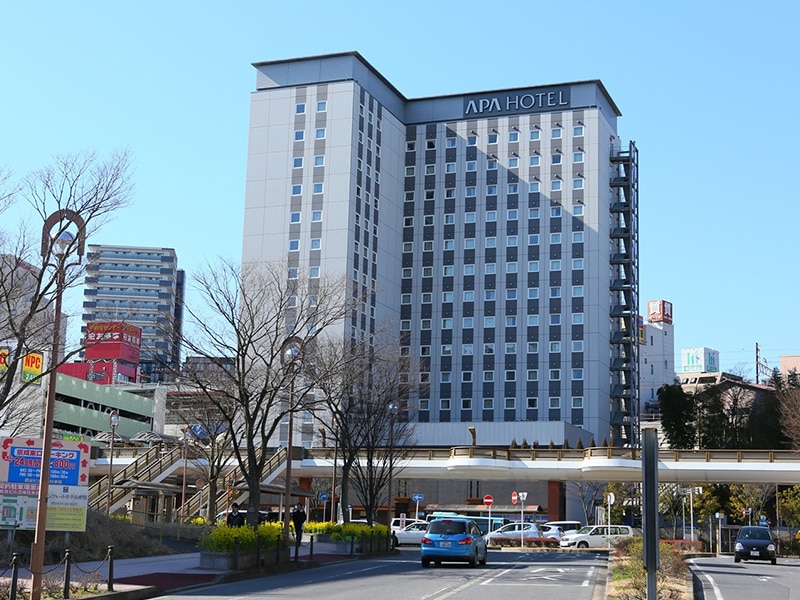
[320,493,329,502]
[412,493,424,502]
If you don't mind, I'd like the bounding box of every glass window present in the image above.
[509,131,519,142]
[528,234,540,245]
[549,369,561,381]
[550,287,561,298]
[527,260,539,272]
[505,370,516,382]
[549,341,561,352]
[420,345,431,356]
[527,288,539,299]
[312,210,323,222]
[572,369,584,380]
[444,239,455,250]
[527,397,538,409]
[442,318,453,329]
[295,103,306,114]
[422,266,433,277]
[550,233,562,244]
[573,151,584,163]
[551,127,562,139]
[462,343,473,355]
[421,319,431,330]
[572,285,584,297]
[290,212,301,223]
[509,183,519,194]
[445,213,456,225]
[506,262,518,273]
[463,316,474,329]
[402,242,413,253]
[314,155,325,167]
[551,180,562,191]
[467,135,477,146]
[313,183,323,194]
[309,266,320,278]
[505,316,517,326]
[529,208,540,219]
[440,398,451,410]
[466,161,477,172]
[446,138,457,148]
[506,289,517,300]
[442,291,454,302]
[401,268,412,278]
[573,125,584,137]
[462,397,472,408]
[484,343,495,354]
[442,344,453,355]
[507,234,518,246]
[527,370,538,382]
[549,397,561,409]
[486,210,497,222]
[441,372,451,383]
[572,396,584,409]
[552,154,562,165]
[550,259,562,271]
[505,397,515,409]
[288,267,298,279]
[527,315,539,326]
[549,314,561,325]
[445,162,456,173]
[529,181,540,193]
[485,290,496,301]
[484,316,496,328]
[316,101,327,112]
[464,212,476,223]
[288,239,299,251]
[488,133,498,144]
[292,184,302,195]
[573,204,584,216]
[421,292,432,304]
[483,371,494,382]
[530,129,540,141]
[487,185,497,195]
[573,178,584,190]
[572,258,584,270]
[315,128,326,139]
[310,238,321,250]
[466,187,476,197]
[572,340,584,352]
[527,342,538,353]
[572,313,584,325]
[529,155,540,167]
[486,237,497,248]
[401,294,411,304]
[425,164,436,175]
[423,241,434,252]
[551,207,562,217]
[426,139,436,149]
[572,231,584,243]
[462,372,473,383]
[463,290,474,301]
[464,264,475,275]
[293,157,303,168]
[508,157,519,168]
[405,166,415,177]
[505,342,516,354]
[485,263,496,274]
[464,238,476,249]
[294,130,304,141]
[487,160,498,170]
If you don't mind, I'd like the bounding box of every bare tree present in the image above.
[174,259,354,530]
[0,151,132,433]
[729,483,775,524]
[777,383,800,450]
[566,480,606,525]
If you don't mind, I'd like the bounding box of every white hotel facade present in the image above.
[242,52,639,449]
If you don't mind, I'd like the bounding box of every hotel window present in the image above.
[315,128,326,139]
[505,316,517,326]
[426,140,436,149]
[405,166,415,176]
[421,319,431,330]
[550,259,561,270]
[314,155,324,166]
[462,397,472,408]
[488,133,498,144]
[573,125,584,137]
[530,129,540,140]
[419,399,429,410]
[464,264,475,275]
[422,266,433,277]
[446,138,457,148]
[573,178,584,190]
[529,181,540,193]
[529,155,540,167]
[442,344,453,355]
[572,369,584,381]
[295,103,306,114]
[484,316,496,328]
[508,157,519,168]
[549,397,561,409]
[290,212,301,223]
[466,187,476,197]
[292,184,302,195]
[405,191,415,201]
[313,183,323,194]
[550,233,562,244]
[572,231,584,242]
[551,206,562,217]
[401,294,411,304]
[487,185,498,195]
[466,161,477,172]
[309,267,320,278]
[572,258,584,270]
[316,101,327,112]
[527,260,539,272]
[445,162,456,173]
[485,290,496,301]
[509,131,519,142]
[506,262,518,273]
[441,372,451,383]
[441,398,451,410]
[462,372,473,383]
[480,397,493,410]
[465,212,476,223]
[294,130,304,141]
[288,267,298,279]
[572,340,584,352]
[443,265,454,276]
[549,314,561,325]
[484,343,495,354]
[549,369,561,381]
[404,216,414,227]
[572,313,584,325]
[288,239,299,251]
[425,164,436,175]
[507,233,518,246]
[551,180,562,191]
[528,234,540,245]
[527,315,539,326]
[310,238,321,250]
[464,238,476,249]
[572,285,584,297]
[402,242,413,253]
[550,287,561,298]
[401,267,412,278]
[505,342,516,354]
[406,141,416,151]
[483,371,494,382]
[486,210,497,222]
[442,318,453,329]
[467,135,477,146]
[505,397,515,409]
[293,157,303,168]
[462,343,474,355]
[549,341,561,352]
[488,160,498,170]
[420,345,431,356]
[527,369,539,383]
[529,207,540,219]
[552,154,562,165]
[442,291,454,302]
[444,239,455,250]
[573,151,584,163]
[421,292,432,304]
[573,204,584,216]
[527,397,538,409]
[486,237,497,248]
[445,213,456,224]
[423,241,434,252]
[527,342,538,353]
[551,127,562,139]
[485,263,497,274]
[506,289,517,300]
[424,215,434,226]
[527,288,539,300]
[505,370,516,382]
[572,396,584,409]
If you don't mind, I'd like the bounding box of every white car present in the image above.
[540,524,564,540]
[484,522,541,545]
[560,525,636,548]
[393,521,430,546]
[390,517,427,532]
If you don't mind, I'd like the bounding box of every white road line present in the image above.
[480,566,516,585]
[704,572,725,600]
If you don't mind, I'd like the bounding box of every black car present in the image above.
[734,526,776,564]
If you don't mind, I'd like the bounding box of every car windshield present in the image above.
[740,527,771,540]
[574,526,593,535]
[429,520,468,535]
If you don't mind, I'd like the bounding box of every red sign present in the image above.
[511,491,518,505]
[483,494,494,507]
[84,322,142,364]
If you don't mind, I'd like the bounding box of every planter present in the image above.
[200,550,261,570]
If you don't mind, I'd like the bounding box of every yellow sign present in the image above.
[21,352,44,384]
[0,347,9,375]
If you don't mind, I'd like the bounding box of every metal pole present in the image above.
[689,488,694,542]
[180,429,188,523]
[331,431,338,523]
[107,411,118,515]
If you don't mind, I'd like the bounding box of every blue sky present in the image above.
[3,1,798,377]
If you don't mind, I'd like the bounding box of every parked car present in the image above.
[484,522,541,546]
[421,518,488,568]
[559,525,636,548]
[540,524,564,540]
[215,509,275,525]
[391,517,427,532]
[734,526,776,565]
[393,521,430,546]
[545,520,583,535]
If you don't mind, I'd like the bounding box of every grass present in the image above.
[608,538,692,600]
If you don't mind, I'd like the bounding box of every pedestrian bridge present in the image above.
[291,446,800,485]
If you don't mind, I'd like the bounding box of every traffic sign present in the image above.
[511,491,518,505]
[483,494,494,507]
[412,493,424,502]
[320,493,329,502]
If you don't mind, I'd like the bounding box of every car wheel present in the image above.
[469,550,478,568]
[479,550,487,565]
[734,555,741,563]
[421,558,430,568]
[435,560,441,566]
[577,541,589,549]
[392,535,399,548]
[772,557,777,565]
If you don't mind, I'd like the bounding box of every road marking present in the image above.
[582,565,595,586]
[428,571,495,599]
[703,572,725,600]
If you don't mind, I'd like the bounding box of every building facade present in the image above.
[242,52,639,448]
[82,245,184,382]
[639,299,675,413]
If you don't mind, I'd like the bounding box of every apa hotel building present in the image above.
[242,52,639,448]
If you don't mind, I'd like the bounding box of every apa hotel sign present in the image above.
[464,86,571,116]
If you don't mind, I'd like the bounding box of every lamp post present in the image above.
[387,401,399,528]
[31,210,86,600]
[106,410,119,515]
[280,336,303,549]
[180,428,189,523]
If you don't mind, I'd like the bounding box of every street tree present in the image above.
[729,483,775,525]
[566,480,606,525]
[174,259,354,529]
[0,151,132,434]
[657,382,696,449]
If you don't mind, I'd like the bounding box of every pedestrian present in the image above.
[291,503,307,547]
[227,502,246,527]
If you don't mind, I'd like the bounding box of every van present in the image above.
[560,525,636,548]
[545,520,583,535]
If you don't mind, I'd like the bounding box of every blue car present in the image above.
[420,518,488,568]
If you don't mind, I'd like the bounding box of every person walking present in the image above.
[291,503,307,547]
[226,502,246,527]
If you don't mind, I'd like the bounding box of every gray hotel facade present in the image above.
[242,52,639,450]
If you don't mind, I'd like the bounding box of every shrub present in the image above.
[612,537,688,600]
[303,520,389,542]
[198,522,283,552]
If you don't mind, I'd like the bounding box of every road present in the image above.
[163,549,609,600]
[691,555,800,600]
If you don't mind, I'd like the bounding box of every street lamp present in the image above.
[280,336,303,549]
[180,427,189,523]
[387,401,399,530]
[31,209,86,600]
[106,410,119,515]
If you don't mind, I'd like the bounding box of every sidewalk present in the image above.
[5,540,363,599]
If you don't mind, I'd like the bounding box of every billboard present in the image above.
[680,347,720,374]
[21,351,44,384]
[0,347,8,375]
[647,300,673,324]
[84,321,142,364]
